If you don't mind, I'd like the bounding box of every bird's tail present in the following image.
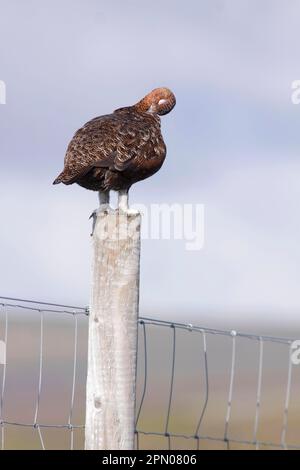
[53,174,63,185]
[53,171,69,185]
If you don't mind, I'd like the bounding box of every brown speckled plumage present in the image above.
[53,87,176,192]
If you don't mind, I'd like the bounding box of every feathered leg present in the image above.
[118,189,129,212]
[118,189,139,215]
[89,191,111,235]
[98,190,110,209]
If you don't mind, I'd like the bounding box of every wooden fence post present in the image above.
[85,210,141,450]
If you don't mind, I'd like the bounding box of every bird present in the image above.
[53,87,176,220]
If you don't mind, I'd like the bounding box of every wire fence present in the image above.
[0,296,299,450]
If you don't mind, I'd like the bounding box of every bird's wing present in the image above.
[54,112,161,185]
[111,111,163,172]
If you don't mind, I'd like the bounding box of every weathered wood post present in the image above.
[85,210,141,450]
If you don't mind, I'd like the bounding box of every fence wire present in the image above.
[0,296,299,450]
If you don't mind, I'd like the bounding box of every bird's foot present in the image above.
[118,206,140,216]
[89,204,113,236]
[89,204,112,221]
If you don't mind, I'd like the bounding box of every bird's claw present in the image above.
[89,204,112,236]
[118,207,140,216]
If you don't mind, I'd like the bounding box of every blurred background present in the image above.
[1,0,300,328]
[0,0,300,450]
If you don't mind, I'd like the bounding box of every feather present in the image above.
[53,88,175,192]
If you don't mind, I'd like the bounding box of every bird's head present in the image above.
[135,87,176,116]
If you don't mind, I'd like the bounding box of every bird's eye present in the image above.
[158,99,167,106]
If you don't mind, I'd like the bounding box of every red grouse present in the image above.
[53,87,176,212]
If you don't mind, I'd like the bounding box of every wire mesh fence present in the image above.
[0,296,299,450]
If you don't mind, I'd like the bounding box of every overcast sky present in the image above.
[1,0,300,327]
